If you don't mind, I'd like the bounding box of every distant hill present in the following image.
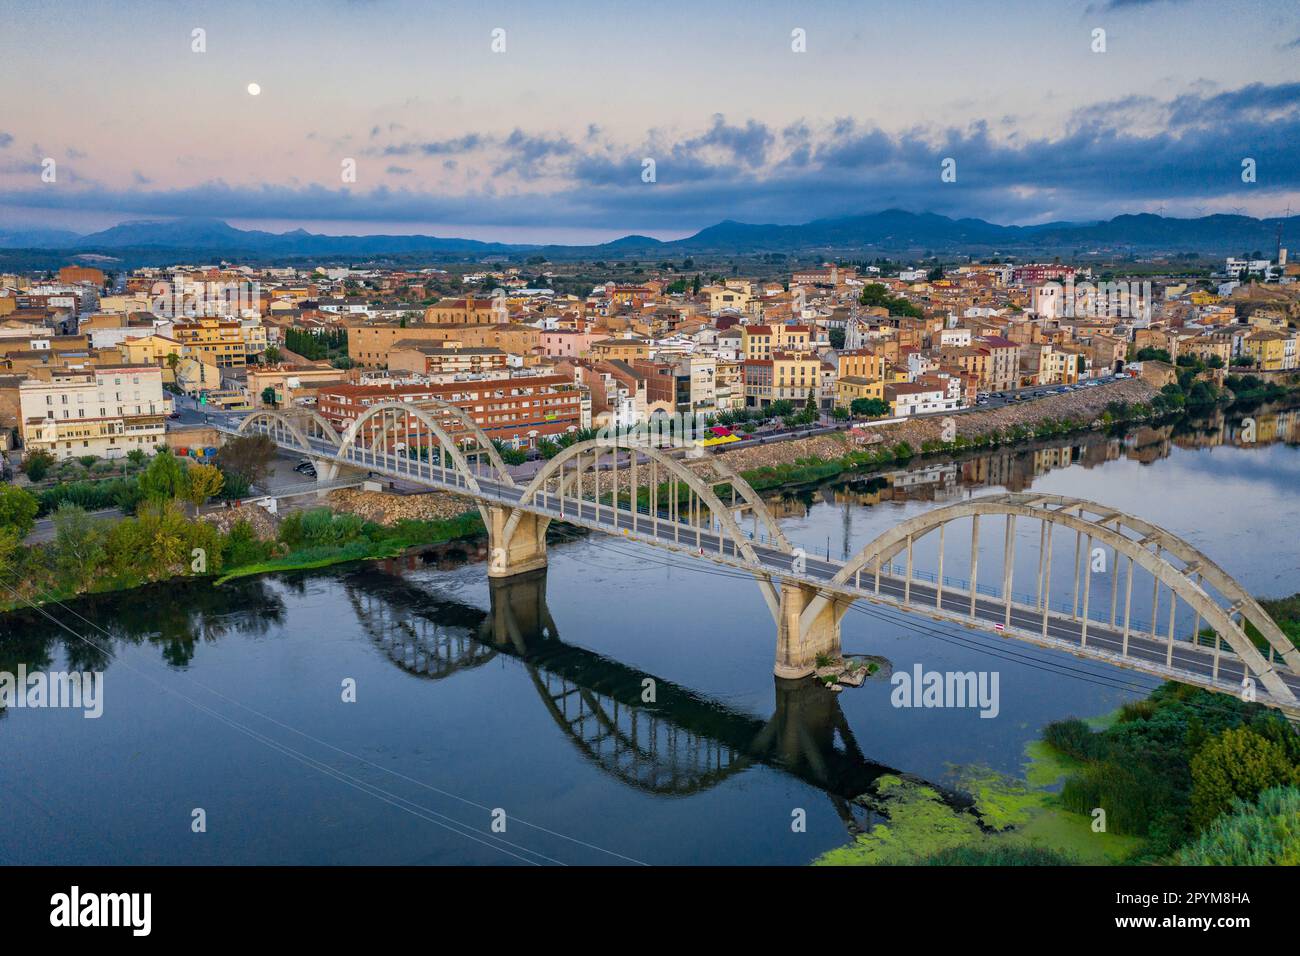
[2,210,1295,264]
[0,227,83,249]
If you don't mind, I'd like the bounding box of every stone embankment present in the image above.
[326,487,475,523]
[720,377,1159,473]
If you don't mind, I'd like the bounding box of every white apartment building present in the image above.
[20,365,168,460]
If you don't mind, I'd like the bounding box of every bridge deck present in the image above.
[231,421,1300,715]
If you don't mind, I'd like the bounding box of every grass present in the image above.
[215,511,486,584]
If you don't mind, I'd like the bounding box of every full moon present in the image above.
[246,82,261,96]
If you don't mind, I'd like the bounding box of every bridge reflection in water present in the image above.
[342,564,931,833]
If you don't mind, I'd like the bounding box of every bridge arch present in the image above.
[801,492,1297,707]
[237,407,341,454]
[504,439,789,620]
[335,400,515,496]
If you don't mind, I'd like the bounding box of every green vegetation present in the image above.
[910,845,1077,866]
[215,510,485,583]
[1043,683,1300,860]
[850,397,890,418]
[0,484,38,539]
[21,449,54,482]
[1223,372,1290,405]
[1177,786,1300,865]
[284,327,349,363]
[859,282,924,319]
[491,440,528,466]
[819,681,1300,867]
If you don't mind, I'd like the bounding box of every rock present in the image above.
[325,488,476,525]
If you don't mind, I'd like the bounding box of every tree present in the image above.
[263,345,282,364]
[183,463,225,507]
[139,449,189,502]
[0,523,22,578]
[0,484,39,537]
[1189,726,1299,831]
[50,504,108,591]
[491,440,528,466]
[214,434,276,490]
[21,449,55,482]
[850,397,890,418]
[803,388,819,422]
[261,386,277,408]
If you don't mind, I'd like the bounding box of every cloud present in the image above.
[0,132,12,149]
[3,82,1299,234]
[1095,0,1191,10]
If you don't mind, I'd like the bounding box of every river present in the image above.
[2,404,1298,865]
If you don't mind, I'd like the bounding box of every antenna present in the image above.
[1277,205,1289,265]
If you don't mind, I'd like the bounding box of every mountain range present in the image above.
[0,209,1294,264]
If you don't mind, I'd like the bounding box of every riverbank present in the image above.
[815,679,1300,866]
[0,487,489,614]
[733,378,1165,492]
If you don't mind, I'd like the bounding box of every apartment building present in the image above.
[19,365,167,460]
[1242,329,1299,370]
[317,371,584,449]
[171,317,263,367]
[387,343,510,376]
[741,324,812,360]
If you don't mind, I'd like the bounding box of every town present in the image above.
[3,248,1297,473]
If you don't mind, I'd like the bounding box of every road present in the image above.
[233,418,1300,713]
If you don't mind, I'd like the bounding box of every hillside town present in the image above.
[2,251,1298,466]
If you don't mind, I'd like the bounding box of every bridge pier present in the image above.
[774,579,843,679]
[486,504,550,579]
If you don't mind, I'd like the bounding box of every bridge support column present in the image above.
[774,579,842,679]
[313,459,341,497]
[486,504,549,579]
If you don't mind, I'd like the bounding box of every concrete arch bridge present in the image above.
[231,401,1300,715]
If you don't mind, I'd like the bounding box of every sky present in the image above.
[1,0,1299,242]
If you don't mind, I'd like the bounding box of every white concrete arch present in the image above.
[801,493,1296,706]
[507,439,787,621]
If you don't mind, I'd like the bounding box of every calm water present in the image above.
[2,406,1298,865]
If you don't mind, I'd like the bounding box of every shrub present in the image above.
[1042,718,1102,761]
[1177,786,1300,865]
[21,449,55,482]
[278,508,366,550]
[1188,726,1299,831]
[221,519,273,568]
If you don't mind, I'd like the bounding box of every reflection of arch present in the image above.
[345,586,497,679]
[529,670,750,796]
[342,568,910,809]
[336,400,515,497]
[804,492,1297,706]
[504,439,789,620]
